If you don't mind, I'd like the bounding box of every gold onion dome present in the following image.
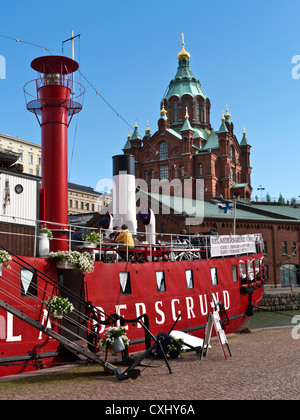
[177,33,190,60]
[224,106,231,119]
[160,102,167,115]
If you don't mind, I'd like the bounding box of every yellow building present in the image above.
[0,132,41,176]
[0,132,111,215]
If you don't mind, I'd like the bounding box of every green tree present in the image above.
[278,193,285,205]
[266,193,271,203]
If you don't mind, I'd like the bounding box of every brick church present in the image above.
[123,37,252,202]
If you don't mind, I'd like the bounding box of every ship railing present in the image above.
[0,212,264,262]
[71,229,214,263]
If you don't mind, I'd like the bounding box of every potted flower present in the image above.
[48,250,94,273]
[81,231,102,247]
[101,326,129,353]
[158,332,185,359]
[0,250,12,268]
[39,227,53,239]
[39,227,53,257]
[44,296,74,319]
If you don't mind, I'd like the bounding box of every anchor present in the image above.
[116,314,181,381]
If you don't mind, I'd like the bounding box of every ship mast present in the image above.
[62,31,80,102]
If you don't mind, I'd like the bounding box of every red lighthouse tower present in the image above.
[24,56,84,251]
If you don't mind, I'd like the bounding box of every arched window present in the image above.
[185,99,189,116]
[196,101,200,121]
[231,168,235,182]
[230,145,235,162]
[199,164,203,176]
[203,103,206,122]
[173,101,178,122]
[159,142,168,160]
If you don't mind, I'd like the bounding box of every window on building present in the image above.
[145,171,148,182]
[69,199,73,208]
[199,164,203,176]
[174,101,178,122]
[263,241,268,255]
[282,241,287,255]
[86,203,89,211]
[231,168,235,182]
[181,166,184,177]
[36,168,41,176]
[160,142,168,160]
[29,169,33,174]
[160,164,168,180]
[185,99,189,115]
[265,264,269,280]
[174,166,177,178]
[196,101,200,121]
[230,145,234,162]
[280,264,298,286]
[18,151,23,162]
[292,242,297,256]
[29,153,33,164]
[92,203,95,211]
[81,202,84,210]
[75,200,78,209]
[203,103,206,122]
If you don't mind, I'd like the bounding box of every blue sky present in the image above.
[0,0,299,202]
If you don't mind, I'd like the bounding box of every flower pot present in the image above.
[39,232,50,257]
[111,337,125,353]
[84,242,97,249]
[52,313,63,319]
[56,259,77,270]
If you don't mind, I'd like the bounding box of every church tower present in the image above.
[123,36,252,202]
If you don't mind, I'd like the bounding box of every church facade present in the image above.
[123,38,252,202]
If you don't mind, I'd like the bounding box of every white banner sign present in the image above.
[210,235,256,257]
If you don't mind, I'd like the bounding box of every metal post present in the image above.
[233,199,237,235]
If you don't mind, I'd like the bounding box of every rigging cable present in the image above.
[0,33,58,53]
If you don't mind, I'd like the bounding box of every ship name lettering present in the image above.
[155,301,165,324]
[171,298,180,321]
[6,313,22,342]
[186,296,195,319]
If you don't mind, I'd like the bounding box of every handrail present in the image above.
[0,211,264,261]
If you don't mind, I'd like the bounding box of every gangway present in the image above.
[0,300,120,375]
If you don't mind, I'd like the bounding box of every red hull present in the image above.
[0,253,264,378]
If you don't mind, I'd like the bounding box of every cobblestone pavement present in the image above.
[1,327,300,401]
